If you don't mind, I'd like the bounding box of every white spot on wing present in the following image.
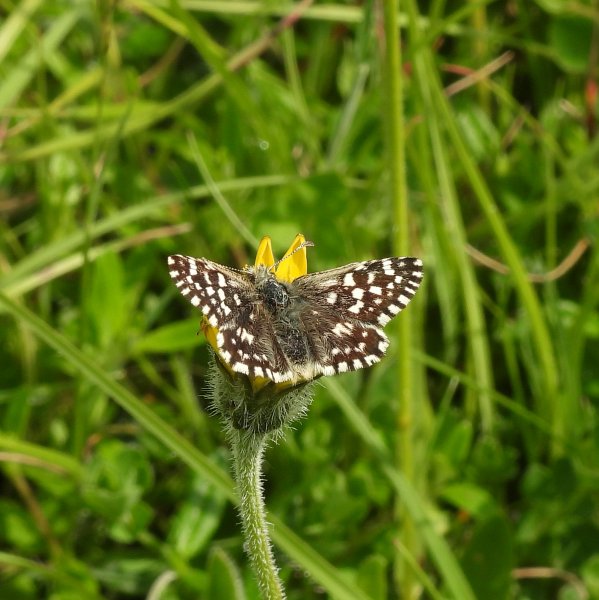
[332,322,352,336]
[240,329,255,344]
[343,272,355,286]
[378,313,391,326]
[273,370,292,383]
[234,362,249,375]
[348,300,364,314]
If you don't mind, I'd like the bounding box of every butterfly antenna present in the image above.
[269,240,315,272]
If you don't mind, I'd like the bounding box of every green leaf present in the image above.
[167,475,227,560]
[85,252,128,349]
[133,318,205,354]
[0,499,40,552]
[461,515,513,600]
[548,15,592,74]
[357,555,388,600]
[582,555,599,598]
[206,548,246,600]
[82,440,154,541]
[440,483,498,520]
[93,558,166,595]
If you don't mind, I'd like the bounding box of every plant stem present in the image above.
[380,1,418,597]
[230,429,285,600]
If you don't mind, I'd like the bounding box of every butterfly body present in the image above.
[168,254,423,384]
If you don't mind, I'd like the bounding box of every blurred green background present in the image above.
[1,1,598,599]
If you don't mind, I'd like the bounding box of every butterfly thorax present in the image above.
[253,266,291,314]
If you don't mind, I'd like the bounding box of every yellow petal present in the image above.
[201,320,235,378]
[250,375,272,393]
[255,236,275,268]
[274,233,308,282]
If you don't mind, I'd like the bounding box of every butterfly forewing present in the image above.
[293,257,423,326]
[167,255,253,327]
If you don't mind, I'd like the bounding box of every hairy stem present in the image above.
[230,429,285,600]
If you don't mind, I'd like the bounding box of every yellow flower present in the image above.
[256,233,308,284]
[202,234,310,393]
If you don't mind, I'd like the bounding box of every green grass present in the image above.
[1,1,598,599]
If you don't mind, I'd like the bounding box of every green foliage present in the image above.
[1,1,598,598]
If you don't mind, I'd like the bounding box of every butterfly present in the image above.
[168,249,423,384]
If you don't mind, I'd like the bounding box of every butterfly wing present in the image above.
[290,257,423,376]
[167,255,294,382]
[167,255,251,327]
